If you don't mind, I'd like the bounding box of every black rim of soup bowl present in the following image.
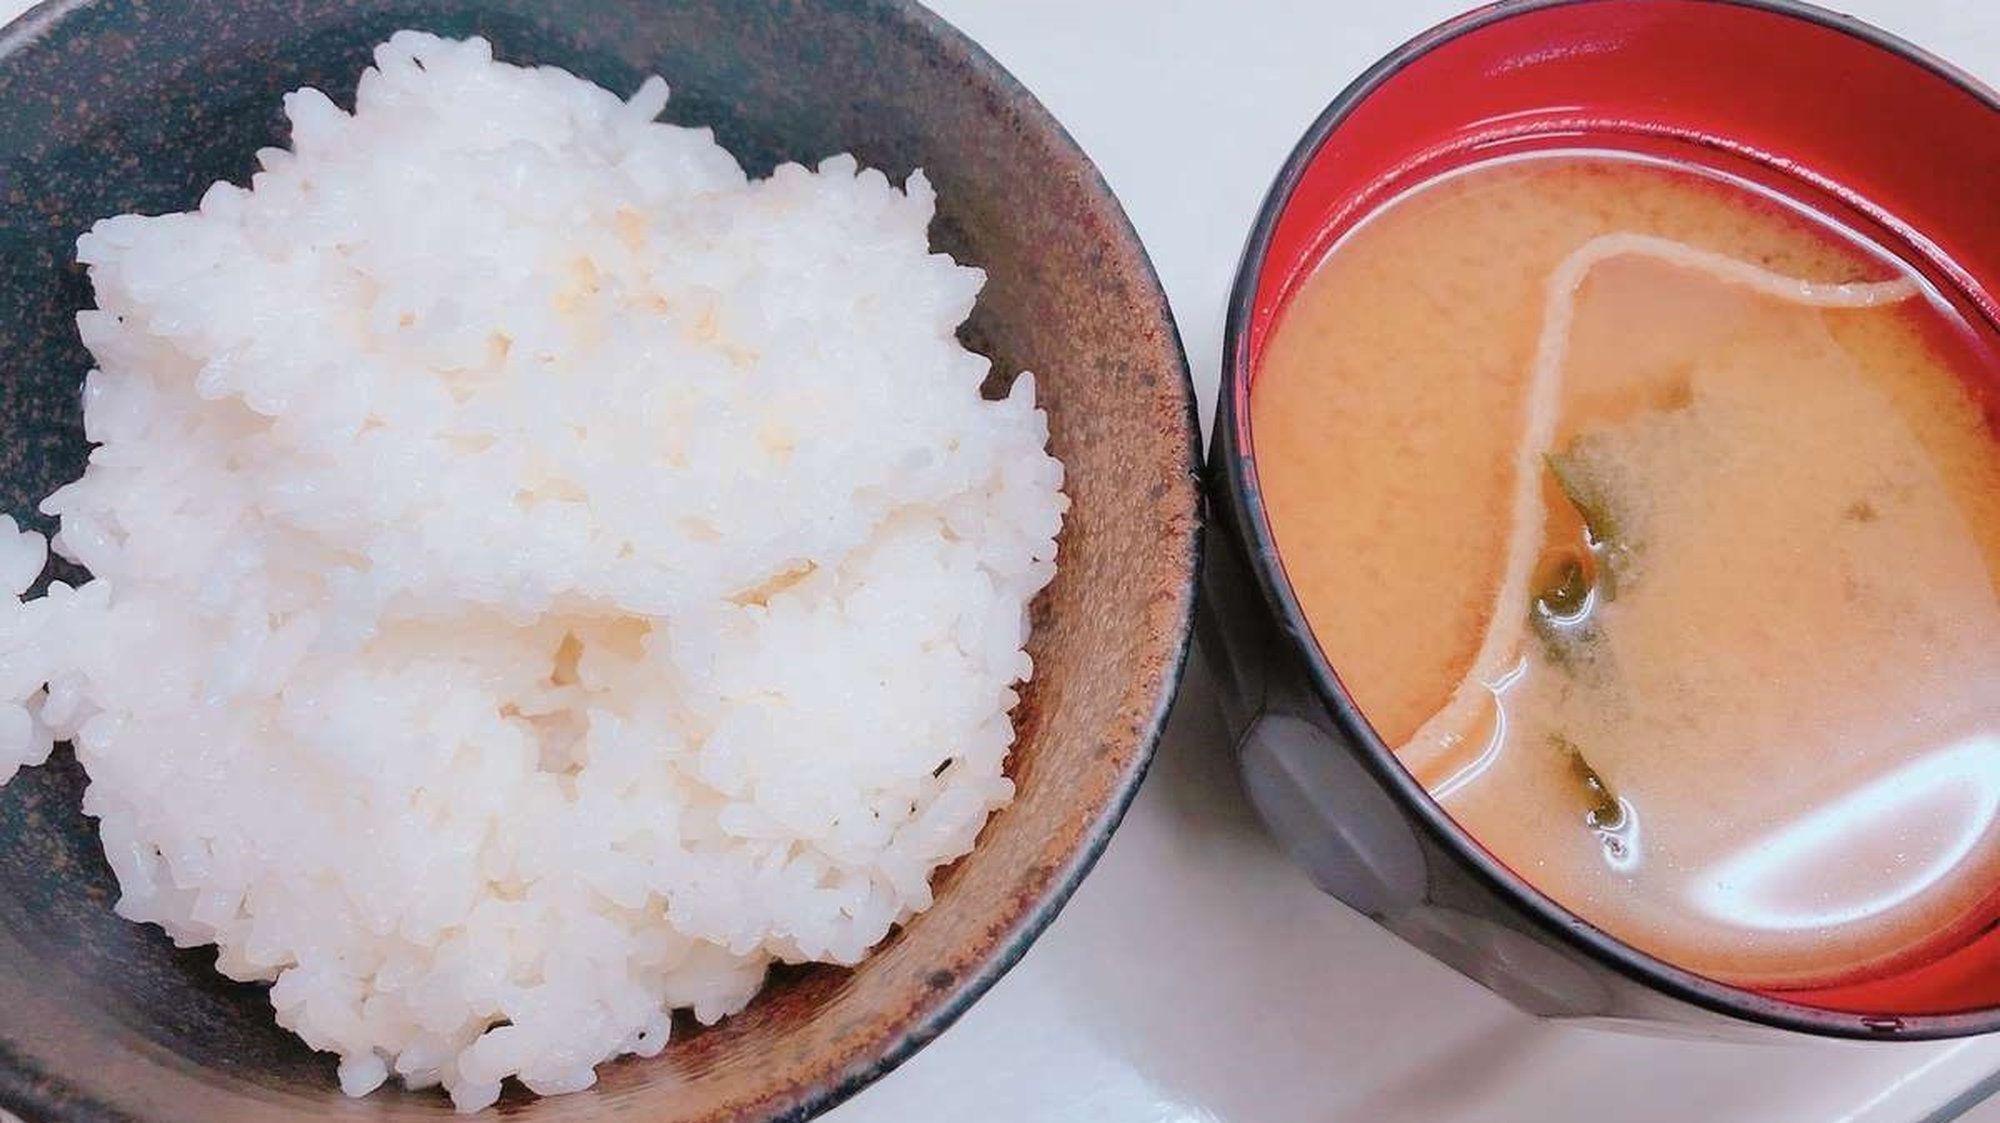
[1213,0,2000,1040]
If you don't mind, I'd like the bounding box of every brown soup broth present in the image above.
[1251,151,2000,993]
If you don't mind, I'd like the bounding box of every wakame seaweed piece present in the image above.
[1534,554,1592,619]
[1556,734,1623,827]
[1530,552,1606,669]
[1546,448,1634,596]
[1530,606,1605,671]
[1545,450,1618,543]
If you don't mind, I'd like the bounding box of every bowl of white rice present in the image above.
[0,2,1199,1120]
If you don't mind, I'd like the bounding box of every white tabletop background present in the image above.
[3,1,2000,1121]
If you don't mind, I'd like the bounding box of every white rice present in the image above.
[0,31,1063,1111]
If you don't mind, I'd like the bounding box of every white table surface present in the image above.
[826,2,2000,1122]
[3,2,1998,1122]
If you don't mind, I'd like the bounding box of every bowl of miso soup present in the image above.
[1203,0,2000,1037]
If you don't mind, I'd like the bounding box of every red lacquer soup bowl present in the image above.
[1202,0,2000,1039]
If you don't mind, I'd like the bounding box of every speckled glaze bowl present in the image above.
[0,1,1200,1120]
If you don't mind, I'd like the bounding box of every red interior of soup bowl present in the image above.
[1239,0,2000,1021]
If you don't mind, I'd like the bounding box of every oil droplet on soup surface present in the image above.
[1251,152,2000,990]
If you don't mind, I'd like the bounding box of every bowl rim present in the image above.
[0,0,1205,1118]
[792,5,1204,1118]
[1218,0,2000,1041]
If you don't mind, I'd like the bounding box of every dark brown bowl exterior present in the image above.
[0,1,1201,1120]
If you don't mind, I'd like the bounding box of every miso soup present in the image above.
[1251,152,2000,989]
